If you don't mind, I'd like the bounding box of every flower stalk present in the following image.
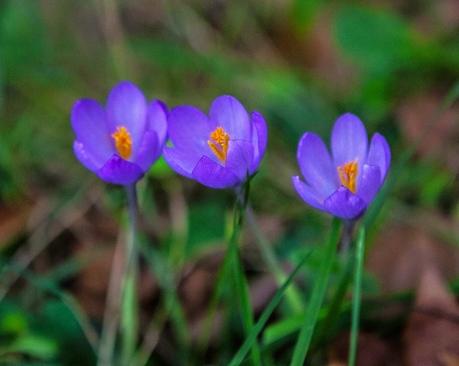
[339,219,356,253]
[197,180,256,358]
[348,226,366,366]
[97,184,139,366]
[121,183,140,365]
[229,179,262,366]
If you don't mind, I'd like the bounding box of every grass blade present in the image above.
[230,245,262,366]
[228,249,313,366]
[227,185,262,366]
[198,245,232,353]
[137,240,190,364]
[1,261,98,354]
[290,218,341,366]
[313,250,354,347]
[348,226,366,366]
[246,207,304,313]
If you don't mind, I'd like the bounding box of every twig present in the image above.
[97,226,126,366]
[0,183,97,302]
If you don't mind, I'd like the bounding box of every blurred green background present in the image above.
[1,0,458,365]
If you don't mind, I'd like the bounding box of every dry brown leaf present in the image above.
[0,202,33,249]
[367,221,459,293]
[396,92,459,170]
[180,268,215,319]
[329,331,399,366]
[439,352,459,366]
[404,266,459,366]
[73,245,114,318]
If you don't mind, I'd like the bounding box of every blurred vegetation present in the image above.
[0,0,458,365]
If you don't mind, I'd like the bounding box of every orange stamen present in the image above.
[112,126,132,159]
[208,126,230,163]
[338,160,358,193]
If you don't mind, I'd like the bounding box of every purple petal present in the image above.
[106,81,147,151]
[71,99,113,165]
[250,111,268,174]
[331,113,368,167]
[97,154,144,185]
[323,187,367,220]
[135,130,159,172]
[209,95,251,142]
[367,133,391,182]
[225,140,253,181]
[163,147,200,178]
[357,164,381,204]
[147,100,168,147]
[73,141,99,172]
[297,132,337,198]
[167,106,215,154]
[191,155,241,189]
[292,176,326,211]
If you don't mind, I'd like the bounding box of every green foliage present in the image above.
[290,219,341,366]
[0,0,48,81]
[1,1,458,365]
[187,198,226,256]
[290,0,322,33]
[37,301,95,365]
[229,249,313,366]
[0,300,93,364]
[334,5,414,76]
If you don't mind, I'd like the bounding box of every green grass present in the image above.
[1,0,459,364]
[290,218,341,366]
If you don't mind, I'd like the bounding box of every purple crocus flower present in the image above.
[292,113,390,220]
[71,81,167,185]
[163,95,267,189]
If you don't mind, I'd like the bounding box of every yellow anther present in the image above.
[208,126,230,163]
[112,126,132,159]
[338,160,358,193]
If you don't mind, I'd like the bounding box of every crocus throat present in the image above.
[112,126,132,159]
[338,160,358,193]
[208,126,230,163]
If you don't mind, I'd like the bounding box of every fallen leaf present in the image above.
[329,331,399,366]
[404,266,459,366]
[367,221,459,293]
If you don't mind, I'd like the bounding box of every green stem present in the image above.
[121,183,139,366]
[348,226,366,366]
[229,182,262,366]
[290,218,341,366]
[198,180,260,365]
[339,220,355,253]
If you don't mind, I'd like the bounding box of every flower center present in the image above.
[112,126,132,159]
[338,160,358,193]
[208,126,230,163]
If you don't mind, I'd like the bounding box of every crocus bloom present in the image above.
[71,81,167,185]
[163,95,267,189]
[292,113,390,220]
